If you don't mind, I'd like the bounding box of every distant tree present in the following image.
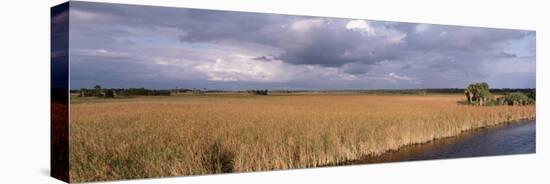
[419,90,427,96]
[93,85,103,97]
[104,89,115,98]
[527,90,536,101]
[248,89,268,95]
[464,82,491,106]
[503,92,534,106]
[78,88,87,97]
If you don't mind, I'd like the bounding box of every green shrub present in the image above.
[527,91,536,101]
[464,82,491,106]
[503,92,534,105]
[104,90,115,98]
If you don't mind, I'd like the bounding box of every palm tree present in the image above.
[464,82,491,106]
[93,85,102,97]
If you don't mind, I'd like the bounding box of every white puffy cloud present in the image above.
[194,56,286,82]
[346,20,376,36]
[415,24,430,33]
[291,18,324,33]
[387,72,412,81]
[70,9,103,21]
[346,19,406,43]
[72,48,129,58]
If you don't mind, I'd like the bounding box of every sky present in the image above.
[62,1,536,90]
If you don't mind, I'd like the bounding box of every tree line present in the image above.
[78,85,171,98]
[464,82,535,106]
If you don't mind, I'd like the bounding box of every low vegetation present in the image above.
[248,89,269,95]
[502,92,535,105]
[69,93,535,182]
[464,82,535,106]
[78,85,171,98]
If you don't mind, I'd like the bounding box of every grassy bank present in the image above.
[69,94,535,182]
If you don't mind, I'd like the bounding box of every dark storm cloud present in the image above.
[342,63,374,75]
[497,51,518,58]
[71,2,398,67]
[405,25,527,52]
[253,55,278,62]
[68,1,535,89]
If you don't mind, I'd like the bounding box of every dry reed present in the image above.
[69,94,535,182]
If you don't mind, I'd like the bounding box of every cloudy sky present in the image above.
[64,1,535,90]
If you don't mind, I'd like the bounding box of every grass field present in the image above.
[69,93,535,182]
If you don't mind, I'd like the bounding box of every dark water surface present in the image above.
[349,119,536,164]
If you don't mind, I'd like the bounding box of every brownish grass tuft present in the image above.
[69,94,535,182]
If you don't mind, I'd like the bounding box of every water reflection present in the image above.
[349,119,536,165]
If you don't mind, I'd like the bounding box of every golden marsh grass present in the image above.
[69,94,535,182]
